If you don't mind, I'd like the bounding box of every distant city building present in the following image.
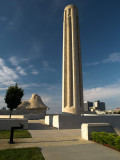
[84,100,106,112]
[113,107,120,113]
[94,100,106,111]
[84,101,93,111]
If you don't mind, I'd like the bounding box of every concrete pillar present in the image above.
[62,4,84,115]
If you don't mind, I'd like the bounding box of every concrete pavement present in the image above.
[0,120,120,160]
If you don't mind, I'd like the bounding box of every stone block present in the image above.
[52,115,59,129]
[81,123,116,140]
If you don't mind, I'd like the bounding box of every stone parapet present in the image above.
[0,118,28,130]
[45,114,120,130]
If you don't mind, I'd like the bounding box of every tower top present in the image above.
[64,4,77,11]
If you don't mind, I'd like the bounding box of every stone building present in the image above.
[93,100,106,111]
[84,101,93,111]
[84,100,106,112]
[17,94,49,116]
[0,94,49,119]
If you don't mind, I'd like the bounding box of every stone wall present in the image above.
[0,109,46,119]
[45,114,120,130]
[45,115,53,125]
[0,115,24,119]
[0,118,28,130]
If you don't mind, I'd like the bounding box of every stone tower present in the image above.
[62,4,84,115]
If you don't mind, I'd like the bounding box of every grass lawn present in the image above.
[0,147,45,160]
[0,130,32,139]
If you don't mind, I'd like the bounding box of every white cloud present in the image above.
[84,62,100,66]
[84,83,120,101]
[16,66,27,75]
[9,56,29,66]
[0,15,16,30]
[9,56,18,66]
[0,58,5,66]
[0,87,7,91]
[28,41,42,58]
[45,68,56,72]
[19,83,61,94]
[6,4,23,31]
[33,42,41,54]
[28,65,33,68]
[41,96,52,104]
[20,83,43,89]
[0,95,6,108]
[9,56,39,76]
[102,53,120,63]
[2,81,16,86]
[42,61,48,67]
[0,58,18,83]
[9,56,29,76]
[85,52,120,66]
[31,70,39,75]
[42,60,56,72]
[0,16,8,21]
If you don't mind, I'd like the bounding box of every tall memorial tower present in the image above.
[45,4,120,130]
[62,4,84,114]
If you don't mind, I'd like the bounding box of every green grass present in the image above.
[0,130,32,139]
[0,147,45,160]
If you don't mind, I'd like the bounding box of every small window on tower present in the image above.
[68,8,71,17]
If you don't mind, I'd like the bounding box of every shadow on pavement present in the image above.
[28,122,57,130]
[15,139,79,143]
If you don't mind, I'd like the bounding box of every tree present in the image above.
[4,83,24,118]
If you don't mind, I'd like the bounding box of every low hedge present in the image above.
[91,132,120,151]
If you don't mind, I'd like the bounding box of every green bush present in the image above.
[114,136,120,150]
[105,133,117,146]
[91,132,109,144]
[91,132,120,151]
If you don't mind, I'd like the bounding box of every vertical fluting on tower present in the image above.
[62,4,84,114]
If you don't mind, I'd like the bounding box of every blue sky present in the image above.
[0,0,120,113]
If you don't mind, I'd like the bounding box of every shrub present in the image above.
[114,136,120,150]
[105,133,117,146]
[91,132,108,144]
[91,132,120,151]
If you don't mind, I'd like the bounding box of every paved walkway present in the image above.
[0,120,120,160]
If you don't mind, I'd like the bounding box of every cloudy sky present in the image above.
[0,0,120,113]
